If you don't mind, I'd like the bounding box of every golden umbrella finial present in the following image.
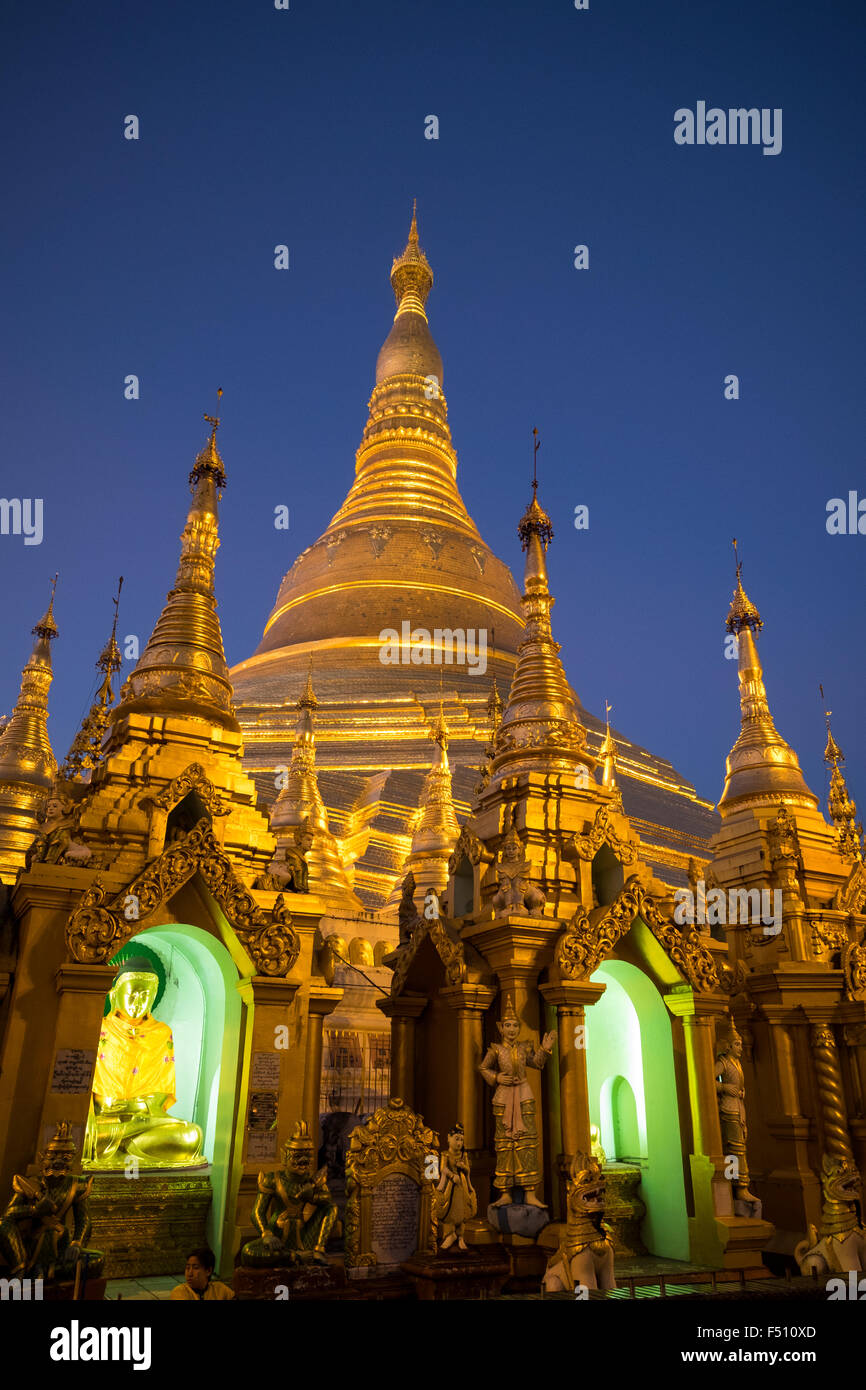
[204,386,223,435]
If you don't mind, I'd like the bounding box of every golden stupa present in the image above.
[230,211,718,905]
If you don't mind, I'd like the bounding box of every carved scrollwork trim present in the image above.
[65,817,300,976]
[843,941,866,1001]
[833,861,866,914]
[555,875,719,991]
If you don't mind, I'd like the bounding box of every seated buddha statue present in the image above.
[84,956,205,1170]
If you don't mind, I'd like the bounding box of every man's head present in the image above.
[184,1247,215,1292]
[110,958,159,1021]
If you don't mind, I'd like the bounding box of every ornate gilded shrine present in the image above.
[0,415,351,1278]
[379,483,774,1273]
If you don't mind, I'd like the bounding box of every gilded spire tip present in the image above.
[725,539,762,634]
[32,574,59,642]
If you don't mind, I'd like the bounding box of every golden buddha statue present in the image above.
[84,956,205,1170]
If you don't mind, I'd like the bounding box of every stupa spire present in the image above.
[821,694,862,861]
[60,578,124,783]
[270,670,357,908]
[0,578,59,875]
[489,437,592,785]
[116,395,237,730]
[719,541,817,812]
[395,704,460,901]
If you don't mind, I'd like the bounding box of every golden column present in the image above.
[439,984,496,1148]
[808,1021,855,1164]
[377,994,427,1106]
[540,981,605,1161]
[302,985,342,1150]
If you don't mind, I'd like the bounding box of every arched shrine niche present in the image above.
[96,924,243,1268]
[587,957,688,1259]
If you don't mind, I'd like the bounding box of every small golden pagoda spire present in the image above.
[60,577,124,782]
[270,670,357,908]
[820,691,862,861]
[0,578,60,876]
[719,541,817,812]
[490,433,593,786]
[599,700,618,789]
[396,701,460,901]
[116,394,237,730]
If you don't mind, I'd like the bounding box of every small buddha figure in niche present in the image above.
[479,996,555,1208]
[84,956,205,1170]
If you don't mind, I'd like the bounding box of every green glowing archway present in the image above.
[587,957,688,1259]
[108,924,243,1269]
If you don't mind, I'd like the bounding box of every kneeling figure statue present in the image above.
[240,1121,337,1267]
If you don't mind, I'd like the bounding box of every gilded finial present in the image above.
[190,389,227,490]
[600,699,618,790]
[299,656,318,711]
[390,204,433,315]
[33,574,59,642]
[726,538,763,634]
[819,687,862,861]
[517,432,554,552]
[61,577,126,780]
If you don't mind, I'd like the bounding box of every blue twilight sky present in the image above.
[1,0,864,814]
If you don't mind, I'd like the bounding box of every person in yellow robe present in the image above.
[86,956,205,1169]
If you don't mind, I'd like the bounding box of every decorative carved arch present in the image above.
[65,817,299,976]
[389,914,467,996]
[152,762,229,817]
[448,824,486,874]
[568,803,638,867]
[554,874,719,991]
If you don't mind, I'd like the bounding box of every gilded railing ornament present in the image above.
[568,803,638,867]
[843,941,866,1001]
[812,917,849,957]
[65,818,300,975]
[153,763,229,816]
[555,876,719,991]
[833,861,866,914]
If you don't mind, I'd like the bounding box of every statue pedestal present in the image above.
[233,1262,346,1301]
[486,1199,550,1240]
[401,1247,510,1300]
[88,1171,212,1278]
[601,1163,647,1256]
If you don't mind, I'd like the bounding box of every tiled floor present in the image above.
[104,1275,182,1301]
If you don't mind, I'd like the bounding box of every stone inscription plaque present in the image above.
[371,1173,420,1267]
[250,1051,281,1089]
[247,1091,278,1131]
[50,1049,96,1094]
[246,1130,278,1161]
